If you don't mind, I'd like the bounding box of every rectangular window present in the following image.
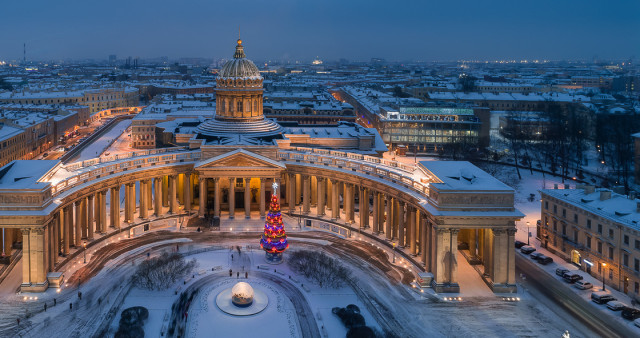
[609,269,613,280]
[574,230,578,243]
[624,235,629,245]
[553,221,557,232]
[574,214,578,223]
[635,259,640,272]
[609,247,614,259]
[562,209,566,218]
[545,201,548,210]
[586,237,591,249]
[562,224,567,236]
[635,282,639,294]
[598,224,603,234]
[624,253,629,267]
[608,229,614,239]
[636,240,640,250]
[597,241,602,254]
[554,205,557,213]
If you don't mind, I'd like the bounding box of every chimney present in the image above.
[600,189,612,201]
[584,185,595,195]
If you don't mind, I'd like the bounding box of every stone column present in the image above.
[259,178,266,218]
[183,173,191,213]
[146,179,153,211]
[398,202,405,247]
[385,195,392,240]
[177,174,184,205]
[362,187,370,228]
[74,200,82,246]
[483,229,492,277]
[48,222,54,272]
[111,186,120,229]
[449,229,459,285]
[229,177,235,219]
[302,175,310,215]
[21,229,30,286]
[317,177,325,217]
[214,178,221,217]
[288,174,296,215]
[421,217,428,266]
[311,176,317,206]
[409,207,417,254]
[491,229,507,285]
[469,228,477,257]
[139,180,148,219]
[199,177,207,218]
[87,195,94,240]
[169,175,177,214]
[245,178,251,219]
[332,180,340,220]
[124,184,132,222]
[154,178,162,216]
[162,176,169,207]
[344,183,352,224]
[348,184,355,224]
[372,191,379,233]
[100,191,107,233]
[326,178,333,211]
[81,198,88,238]
[54,215,60,263]
[507,228,516,286]
[30,228,46,286]
[432,228,447,285]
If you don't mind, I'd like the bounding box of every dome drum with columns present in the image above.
[197,39,282,137]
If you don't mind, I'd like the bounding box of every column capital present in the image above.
[493,229,506,235]
[506,228,517,236]
[244,177,251,183]
[317,177,325,183]
[450,228,460,235]
[213,177,219,183]
[75,200,82,206]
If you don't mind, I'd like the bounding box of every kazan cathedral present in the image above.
[0,39,522,294]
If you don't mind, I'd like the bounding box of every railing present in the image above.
[51,151,201,197]
[288,147,416,173]
[63,146,188,171]
[277,149,429,197]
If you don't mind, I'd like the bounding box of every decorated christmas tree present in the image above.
[260,182,288,263]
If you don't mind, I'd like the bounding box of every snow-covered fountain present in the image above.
[216,281,268,316]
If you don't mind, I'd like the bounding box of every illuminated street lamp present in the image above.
[526,221,531,245]
[601,263,607,291]
[82,241,87,264]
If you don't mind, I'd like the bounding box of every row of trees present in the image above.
[287,250,350,288]
[131,252,197,290]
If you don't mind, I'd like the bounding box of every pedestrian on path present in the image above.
[16,318,20,326]
[69,303,73,311]
[245,272,248,279]
[53,298,56,306]
[237,272,239,279]
[44,303,47,312]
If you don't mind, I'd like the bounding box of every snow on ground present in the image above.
[68,119,131,163]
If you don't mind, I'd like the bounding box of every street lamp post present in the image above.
[82,241,87,264]
[602,263,607,291]
[526,221,531,245]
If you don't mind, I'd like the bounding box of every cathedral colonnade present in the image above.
[3,149,520,294]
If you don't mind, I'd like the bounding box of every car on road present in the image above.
[555,268,570,277]
[591,291,617,304]
[606,301,627,311]
[562,273,583,283]
[537,255,553,265]
[530,252,544,260]
[520,245,536,254]
[574,280,593,290]
[622,307,640,320]
[514,240,526,248]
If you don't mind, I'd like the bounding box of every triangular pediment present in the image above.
[195,149,285,170]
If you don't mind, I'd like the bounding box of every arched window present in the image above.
[237,100,243,112]
[229,100,233,113]
[220,99,225,113]
[253,99,258,112]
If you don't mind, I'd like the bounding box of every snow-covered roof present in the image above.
[420,161,513,192]
[0,160,58,190]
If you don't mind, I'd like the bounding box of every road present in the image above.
[516,254,637,338]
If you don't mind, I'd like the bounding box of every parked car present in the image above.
[530,252,544,260]
[562,273,583,283]
[591,291,617,304]
[514,240,526,248]
[537,255,553,265]
[520,246,536,254]
[574,280,593,290]
[555,268,570,277]
[606,301,627,311]
[622,307,640,320]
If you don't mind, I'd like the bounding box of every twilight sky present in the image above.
[0,0,638,62]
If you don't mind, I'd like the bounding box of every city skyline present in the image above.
[0,0,638,62]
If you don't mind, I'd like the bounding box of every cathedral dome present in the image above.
[218,39,261,80]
